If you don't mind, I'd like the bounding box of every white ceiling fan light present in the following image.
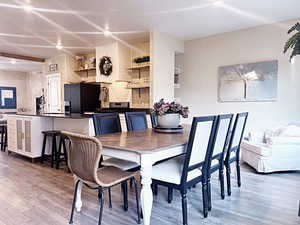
[103,30,112,37]
[56,43,63,50]
[10,59,17,64]
[23,4,33,12]
[213,1,224,6]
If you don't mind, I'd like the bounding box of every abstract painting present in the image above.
[218,60,278,102]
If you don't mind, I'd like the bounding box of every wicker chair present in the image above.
[62,131,141,225]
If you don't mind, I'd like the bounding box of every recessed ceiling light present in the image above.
[291,57,295,64]
[10,59,16,64]
[56,43,63,50]
[23,4,33,12]
[213,1,223,6]
[103,30,111,37]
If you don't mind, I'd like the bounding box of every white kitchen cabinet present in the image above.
[7,115,52,159]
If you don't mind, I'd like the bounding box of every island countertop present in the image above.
[15,113,92,119]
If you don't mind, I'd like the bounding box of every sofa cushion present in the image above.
[266,136,300,145]
[241,141,271,157]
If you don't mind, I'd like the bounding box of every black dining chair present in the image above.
[151,116,218,224]
[224,112,248,196]
[93,113,140,210]
[163,114,234,207]
[150,111,158,128]
[205,114,233,211]
[125,112,148,131]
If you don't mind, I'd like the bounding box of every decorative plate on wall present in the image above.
[99,56,113,76]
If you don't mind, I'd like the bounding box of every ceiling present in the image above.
[0,0,299,70]
[0,56,44,72]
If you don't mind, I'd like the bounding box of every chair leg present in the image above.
[226,164,232,196]
[207,178,212,211]
[108,188,112,208]
[41,134,47,164]
[4,128,7,151]
[202,181,209,218]
[153,183,158,196]
[168,187,173,204]
[98,188,104,225]
[133,178,141,224]
[236,160,241,187]
[121,181,128,211]
[62,138,69,167]
[0,128,4,152]
[56,137,63,169]
[219,168,225,199]
[130,177,133,188]
[69,180,80,224]
[181,190,188,225]
[51,135,57,168]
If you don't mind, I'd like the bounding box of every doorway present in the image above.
[47,73,61,113]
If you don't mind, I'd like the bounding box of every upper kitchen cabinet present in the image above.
[96,42,131,83]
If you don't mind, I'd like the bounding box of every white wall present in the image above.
[0,70,30,112]
[150,31,184,104]
[178,19,300,132]
[26,71,45,113]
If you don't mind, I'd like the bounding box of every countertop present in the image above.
[15,113,92,119]
[14,108,151,119]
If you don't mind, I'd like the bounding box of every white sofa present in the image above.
[241,124,300,173]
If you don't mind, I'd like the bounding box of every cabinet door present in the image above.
[16,120,23,151]
[24,120,31,153]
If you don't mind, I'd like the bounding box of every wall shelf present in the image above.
[127,86,150,89]
[74,68,96,77]
[128,65,150,71]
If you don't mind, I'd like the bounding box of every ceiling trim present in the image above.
[0,52,45,63]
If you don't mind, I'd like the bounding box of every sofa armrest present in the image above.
[248,131,265,143]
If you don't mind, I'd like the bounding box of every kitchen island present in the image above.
[6,112,152,160]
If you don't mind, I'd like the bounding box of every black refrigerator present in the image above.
[64,83,101,114]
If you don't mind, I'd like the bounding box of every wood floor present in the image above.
[0,152,299,225]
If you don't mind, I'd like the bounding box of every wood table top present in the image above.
[95,125,190,154]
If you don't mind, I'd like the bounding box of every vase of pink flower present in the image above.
[153,99,189,128]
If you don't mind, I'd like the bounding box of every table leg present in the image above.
[140,154,153,225]
[74,176,83,212]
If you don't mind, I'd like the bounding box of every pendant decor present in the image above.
[99,56,113,76]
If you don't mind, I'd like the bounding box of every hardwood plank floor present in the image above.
[0,152,299,225]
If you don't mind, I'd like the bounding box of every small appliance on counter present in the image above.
[109,102,130,113]
[97,102,130,113]
[64,101,71,114]
[36,89,46,114]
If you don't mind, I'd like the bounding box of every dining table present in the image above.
[74,125,190,225]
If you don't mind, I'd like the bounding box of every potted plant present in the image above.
[153,99,189,128]
[284,22,300,61]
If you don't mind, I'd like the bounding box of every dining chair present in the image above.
[224,112,248,196]
[93,113,140,210]
[125,111,148,131]
[63,131,141,225]
[163,114,233,206]
[151,116,218,224]
[93,113,139,171]
[206,114,233,211]
[150,111,158,128]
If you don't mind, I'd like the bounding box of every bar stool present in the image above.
[0,124,7,152]
[56,134,69,170]
[41,130,68,169]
